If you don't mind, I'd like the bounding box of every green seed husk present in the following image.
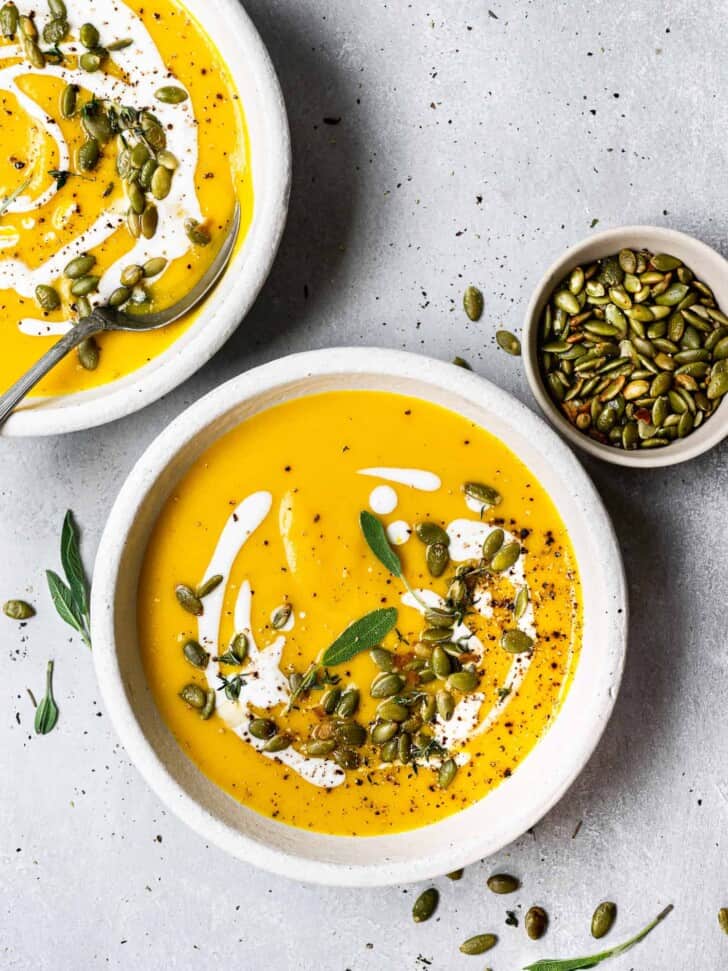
[143,256,167,278]
[35,284,60,311]
[70,274,100,297]
[182,639,209,669]
[77,337,99,370]
[459,933,497,955]
[412,887,439,923]
[155,85,189,104]
[425,542,449,577]
[487,873,520,894]
[249,718,276,740]
[591,900,617,939]
[79,51,103,72]
[447,670,478,692]
[496,329,521,356]
[108,286,130,308]
[463,481,501,507]
[525,906,548,940]
[151,164,172,200]
[3,598,35,619]
[438,757,457,788]
[369,646,394,671]
[141,203,159,239]
[199,688,215,718]
[179,684,206,709]
[175,583,203,616]
[120,264,144,287]
[501,629,534,653]
[370,672,405,698]
[415,521,450,546]
[79,22,99,47]
[107,37,133,51]
[1,3,18,39]
[463,285,484,321]
[60,83,78,118]
[271,603,292,629]
[336,689,360,717]
[490,541,521,572]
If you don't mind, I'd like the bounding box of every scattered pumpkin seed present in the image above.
[425,542,449,577]
[718,908,728,936]
[78,138,100,171]
[370,672,405,698]
[184,217,211,246]
[463,285,484,321]
[446,868,464,880]
[3,599,35,619]
[182,639,209,669]
[60,83,78,118]
[70,274,99,297]
[496,329,521,356]
[179,684,206,709]
[175,583,203,616]
[151,164,172,200]
[108,286,130,308]
[415,521,450,546]
[447,670,478,692]
[490,541,521,573]
[525,906,548,940]
[336,689,360,717]
[412,887,439,923]
[459,933,497,955]
[35,284,60,311]
[155,85,188,104]
[487,873,520,894]
[79,51,103,72]
[501,629,534,654]
[77,337,99,370]
[141,203,158,239]
[143,256,167,278]
[249,718,276,740]
[463,481,501,507]
[438,757,457,788]
[591,900,617,939]
[271,603,292,629]
[79,21,99,47]
[0,3,18,39]
[263,732,291,753]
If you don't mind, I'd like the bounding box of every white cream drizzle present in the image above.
[358,467,441,491]
[0,0,203,336]
[386,519,411,546]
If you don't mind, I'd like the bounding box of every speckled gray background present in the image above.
[2,1,727,968]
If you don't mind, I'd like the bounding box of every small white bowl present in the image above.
[91,348,627,886]
[523,226,728,467]
[3,0,291,437]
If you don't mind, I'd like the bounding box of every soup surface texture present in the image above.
[0,0,251,396]
[138,391,582,836]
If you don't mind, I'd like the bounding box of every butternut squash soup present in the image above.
[138,391,582,836]
[0,0,251,394]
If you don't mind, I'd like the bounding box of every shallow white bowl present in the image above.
[91,348,627,886]
[3,0,291,437]
[523,225,728,467]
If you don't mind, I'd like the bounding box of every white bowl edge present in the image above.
[3,0,292,436]
[91,347,628,886]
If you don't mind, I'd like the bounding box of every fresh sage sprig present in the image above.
[359,510,427,607]
[46,510,91,647]
[0,172,32,217]
[522,904,673,971]
[285,607,397,713]
[321,607,397,666]
[34,660,59,735]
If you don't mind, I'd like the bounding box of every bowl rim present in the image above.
[91,347,627,886]
[2,0,291,437]
[522,224,728,468]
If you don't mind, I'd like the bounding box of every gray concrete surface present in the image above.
[2,1,727,968]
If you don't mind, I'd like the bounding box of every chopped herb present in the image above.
[48,169,71,191]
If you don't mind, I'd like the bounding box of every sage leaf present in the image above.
[359,510,402,577]
[322,607,398,667]
[46,570,85,634]
[34,660,59,735]
[60,510,89,617]
[522,905,673,971]
[0,172,32,217]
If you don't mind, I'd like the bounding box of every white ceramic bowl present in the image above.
[3,0,291,437]
[91,348,627,886]
[523,226,728,467]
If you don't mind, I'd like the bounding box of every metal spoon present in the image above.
[0,202,241,427]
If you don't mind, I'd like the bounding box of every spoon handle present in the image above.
[0,314,106,428]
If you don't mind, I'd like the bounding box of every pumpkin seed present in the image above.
[397,732,411,762]
[155,85,189,104]
[438,758,457,788]
[321,687,341,714]
[370,672,405,698]
[513,585,529,620]
[108,286,130,308]
[432,645,452,679]
[446,868,464,880]
[369,646,394,671]
[151,164,172,200]
[336,689,360,717]
[76,296,92,319]
[120,264,143,287]
[304,739,336,757]
[175,584,203,615]
[19,13,36,37]
[183,639,209,669]
[157,149,179,170]
[130,141,150,168]
[43,17,66,44]
[371,720,398,743]
[107,37,133,51]
[447,670,479,692]
[249,718,276,740]
[496,329,521,356]
[415,521,450,546]
[463,481,501,506]
[3,599,35,619]
[138,158,157,190]
[70,275,99,297]
[380,738,397,762]
[78,138,100,170]
[271,604,291,629]
[424,606,456,626]
[0,3,18,38]
[184,218,211,246]
[141,203,158,239]
[179,684,206,709]
[64,255,96,282]
[79,21,99,47]
[333,746,360,770]
[77,336,99,372]
[525,906,548,940]
[60,83,78,118]
[79,51,103,72]
[487,873,520,894]
[463,285,483,321]
[591,901,617,939]
[436,689,454,721]
[263,732,291,753]
[707,370,728,399]
[490,541,520,572]
[143,256,167,278]
[35,284,60,311]
[718,908,728,936]
[21,34,44,68]
[652,253,682,271]
[426,542,449,577]
[378,699,409,721]
[481,527,504,560]
[459,934,497,955]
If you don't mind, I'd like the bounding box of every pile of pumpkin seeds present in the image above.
[175,480,534,789]
[3,1,214,369]
[538,249,728,449]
